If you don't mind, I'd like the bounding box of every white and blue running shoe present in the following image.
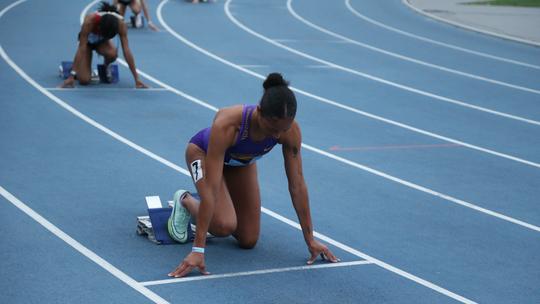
[167,189,191,243]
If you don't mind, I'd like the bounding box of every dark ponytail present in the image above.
[98,1,118,13]
[259,73,297,119]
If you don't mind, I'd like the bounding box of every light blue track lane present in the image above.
[222,0,540,128]
[347,0,540,65]
[316,0,540,69]
[155,0,540,165]
[284,0,540,108]
[228,0,540,101]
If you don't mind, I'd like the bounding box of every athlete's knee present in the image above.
[131,1,142,13]
[106,49,118,62]
[99,47,117,63]
[237,236,258,249]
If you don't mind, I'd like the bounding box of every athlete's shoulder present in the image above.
[279,120,301,146]
[213,104,244,127]
[207,105,243,147]
[81,13,95,30]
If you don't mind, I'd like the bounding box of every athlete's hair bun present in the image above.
[263,73,289,90]
[99,1,118,13]
[259,73,296,119]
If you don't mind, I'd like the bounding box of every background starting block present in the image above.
[129,14,146,28]
[59,61,73,79]
[58,61,119,83]
[97,64,119,83]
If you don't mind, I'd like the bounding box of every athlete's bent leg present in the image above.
[184,143,237,237]
[224,163,261,249]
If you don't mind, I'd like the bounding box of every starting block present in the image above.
[58,61,119,83]
[129,14,146,29]
[59,61,73,79]
[137,194,214,245]
[97,64,119,83]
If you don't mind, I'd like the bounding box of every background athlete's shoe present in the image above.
[104,64,113,83]
[167,189,191,243]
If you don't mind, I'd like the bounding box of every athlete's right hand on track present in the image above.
[168,252,210,278]
[135,79,149,89]
[59,77,75,88]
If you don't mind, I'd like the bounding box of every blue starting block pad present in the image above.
[59,61,73,79]
[129,14,146,28]
[59,61,119,83]
[137,194,211,245]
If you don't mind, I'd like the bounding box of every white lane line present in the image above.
[0,185,169,304]
[1,50,192,174]
[141,260,372,286]
[402,0,540,48]
[225,0,540,127]
[345,0,540,70]
[306,64,336,69]
[261,208,477,304]
[301,143,540,233]
[156,0,540,169]
[274,38,346,43]
[288,0,540,95]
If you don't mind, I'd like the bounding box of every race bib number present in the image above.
[190,160,203,183]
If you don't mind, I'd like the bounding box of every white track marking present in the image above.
[345,0,540,70]
[287,0,540,95]
[402,0,540,48]
[155,0,540,169]
[141,260,372,286]
[301,143,540,233]
[224,0,540,127]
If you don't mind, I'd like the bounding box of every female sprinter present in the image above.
[167,73,339,278]
[113,0,159,31]
[60,2,148,88]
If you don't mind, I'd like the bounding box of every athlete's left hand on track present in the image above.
[148,22,159,32]
[307,239,340,265]
[135,80,149,89]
